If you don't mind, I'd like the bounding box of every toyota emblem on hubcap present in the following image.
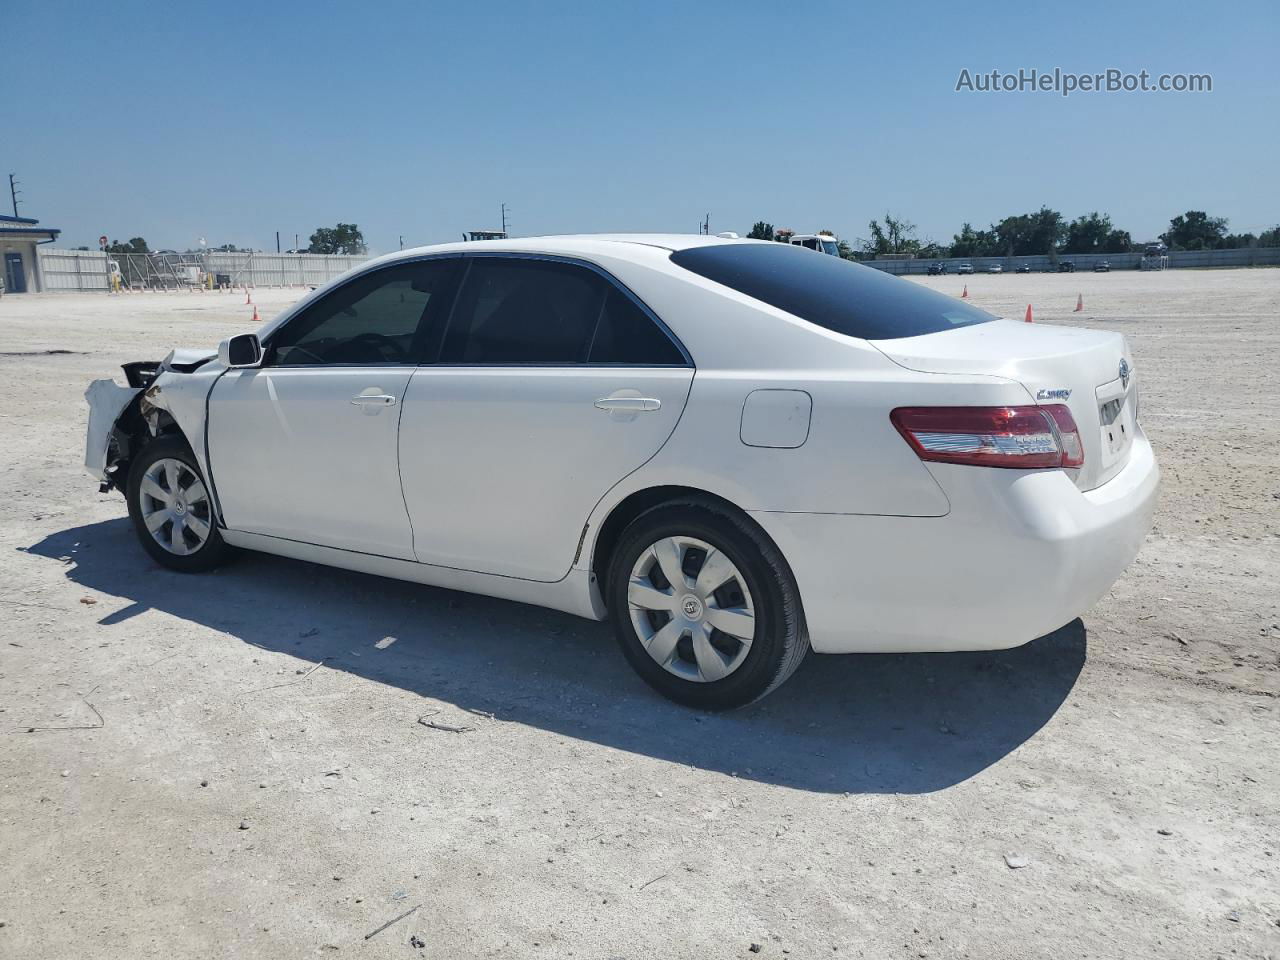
[681,595,704,620]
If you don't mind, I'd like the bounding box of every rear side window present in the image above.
[588,288,685,365]
[441,257,687,365]
[670,243,995,340]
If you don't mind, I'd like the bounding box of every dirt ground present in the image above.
[1,268,1277,960]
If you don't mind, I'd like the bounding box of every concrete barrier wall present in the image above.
[864,246,1280,275]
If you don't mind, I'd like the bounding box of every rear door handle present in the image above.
[594,397,661,412]
[351,393,397,406]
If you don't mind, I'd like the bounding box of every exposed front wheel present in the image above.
[607,501,808,710]
[126,436,233,572]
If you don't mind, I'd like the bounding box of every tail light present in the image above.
[891,405,1084,470]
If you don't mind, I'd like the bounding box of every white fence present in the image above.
[203,252,369,288]
[35,248,369,292]
[864,246,1280,275]
[39,248,111,291]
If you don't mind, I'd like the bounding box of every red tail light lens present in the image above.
[891,405,1085,470]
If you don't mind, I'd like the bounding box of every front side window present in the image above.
[441,257,685,365]
[670,242,995,341]
[268,259,459,366]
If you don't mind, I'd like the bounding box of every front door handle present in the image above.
[594,397,661,412]
[351,393,397,406]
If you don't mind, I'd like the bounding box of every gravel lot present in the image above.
[1,268,1277,959]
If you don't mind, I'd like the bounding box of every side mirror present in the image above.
[218,333,263,369]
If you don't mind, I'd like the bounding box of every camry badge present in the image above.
[1036,388,1072,401]
[1119,358,1131,389]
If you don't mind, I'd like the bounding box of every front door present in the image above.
[207,257,462,559]
[4,252,26,293]
[398,255,694,582]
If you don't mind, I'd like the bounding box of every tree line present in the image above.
[749,210,1280,261]
[85,224,369,257]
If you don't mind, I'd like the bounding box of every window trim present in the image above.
[429,252,693,369]
[260,253,465,370]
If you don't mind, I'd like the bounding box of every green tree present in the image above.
[1161,211,1228,251]
[107,237,149,255]
[1258,225,1280,247]
[746,221,774,241]
[308,223,367,255]
[992,207,1064,257]
[1102,229,1132,254]
[1063,212,1112,254]
[1222,232,1257,248]
[950,222,999,258]
[861,212,920,257]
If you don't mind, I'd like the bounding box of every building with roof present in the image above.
[1,214,61,293]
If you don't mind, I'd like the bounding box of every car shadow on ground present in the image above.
[25,519,1085,795]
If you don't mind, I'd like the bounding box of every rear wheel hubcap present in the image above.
[627,536,756,683]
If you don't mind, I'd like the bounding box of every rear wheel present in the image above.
[607,501,808,710]
[126,436,233,572]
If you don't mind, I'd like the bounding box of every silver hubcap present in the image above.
[139,458,212,556]
[627,536,756,683]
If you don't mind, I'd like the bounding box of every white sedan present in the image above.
[85,235,1159,709]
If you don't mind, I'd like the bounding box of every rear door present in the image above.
[208,257,462,558]
[398,255,694,581]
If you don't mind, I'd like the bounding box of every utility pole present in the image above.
[702,213,710,235]
[501,202,509,237]
[276,231,281,254]
[8,174,21,218]
[399,235,404,250]
[294,233,299,253]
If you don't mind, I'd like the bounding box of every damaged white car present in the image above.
[86,235,1159,709]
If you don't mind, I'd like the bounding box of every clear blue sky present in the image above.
[4,0,1276,253]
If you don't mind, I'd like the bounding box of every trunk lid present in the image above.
[873,319,1137,490]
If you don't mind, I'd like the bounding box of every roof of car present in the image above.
[385,233,740,262]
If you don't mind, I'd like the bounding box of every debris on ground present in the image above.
[1003,854,1030,869]
[417,710,474,734]
[363,903,421,941]
[410,934,425,948]
[238,820,250,831]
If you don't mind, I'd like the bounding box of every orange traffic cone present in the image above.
[1024,304,1034,323]
[251,304,260,322]
[1074,293,1083,312]
[961,285,969,299]
[245,289,253,305]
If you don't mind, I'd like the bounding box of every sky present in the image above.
[3,0,1277,254]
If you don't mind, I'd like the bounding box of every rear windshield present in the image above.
[670,243,995,341]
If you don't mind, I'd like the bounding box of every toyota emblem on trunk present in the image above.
[1119,358,1130,389]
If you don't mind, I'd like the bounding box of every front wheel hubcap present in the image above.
[139,458,212,556]
[627,536,756,683]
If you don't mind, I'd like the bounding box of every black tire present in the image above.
[126,435,234,573]
[606,500,808,710]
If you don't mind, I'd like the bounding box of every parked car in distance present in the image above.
[986,263,1003,274]
[85,235,1159,710]
[956,262,974,274]
[927,262,946,275]
[1094,261,1111,272]
[1059,261,1077,273]
[1015,263,1032,274]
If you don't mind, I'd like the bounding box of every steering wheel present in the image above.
[346,332,407,362]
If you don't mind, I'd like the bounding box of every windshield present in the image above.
[670,242,996,341]
[821,240,840,256]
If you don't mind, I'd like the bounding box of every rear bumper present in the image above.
[750,433,1159,654]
